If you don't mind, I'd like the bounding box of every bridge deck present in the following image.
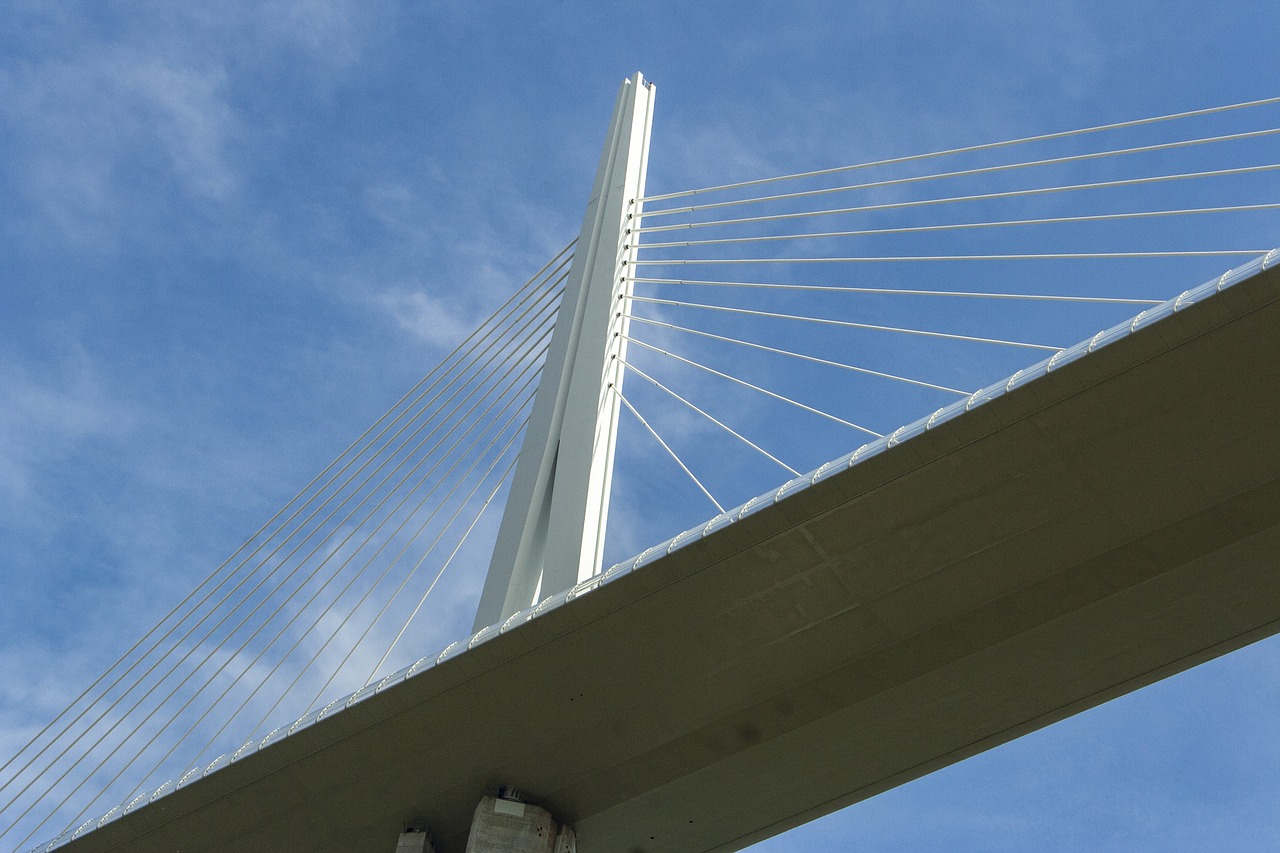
[63,261,1280,853]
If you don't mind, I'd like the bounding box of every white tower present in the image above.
[473,73,655,630]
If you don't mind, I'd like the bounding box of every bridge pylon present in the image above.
[473,72,655,631]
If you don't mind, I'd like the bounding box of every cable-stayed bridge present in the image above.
[4,74,1280,852]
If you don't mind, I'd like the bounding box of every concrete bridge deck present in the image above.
[62,260,1280,853]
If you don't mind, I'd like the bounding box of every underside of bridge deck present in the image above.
[63,261,1280,853]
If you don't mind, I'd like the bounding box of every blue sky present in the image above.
[2,1,1279,850]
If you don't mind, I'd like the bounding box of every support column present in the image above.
[473,73,655,630]
[395,823,436,852]
[465,788,575,853]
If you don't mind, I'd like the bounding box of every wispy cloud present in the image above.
[0,50,239,246]
[0,349,133,521]
[377,288,480,350]
[0,0,394,251]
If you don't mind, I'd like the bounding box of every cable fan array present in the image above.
[602,96,1280,563]
[0,243,573,852]
[5,93,1280,852]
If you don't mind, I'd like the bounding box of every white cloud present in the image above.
[0,350,133,520]
[0,0,397,249]
[0,48,239,234]
[377,288,481,351]
[222,0,389,71]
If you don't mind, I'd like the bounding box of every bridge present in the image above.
[4,74,1280,852]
